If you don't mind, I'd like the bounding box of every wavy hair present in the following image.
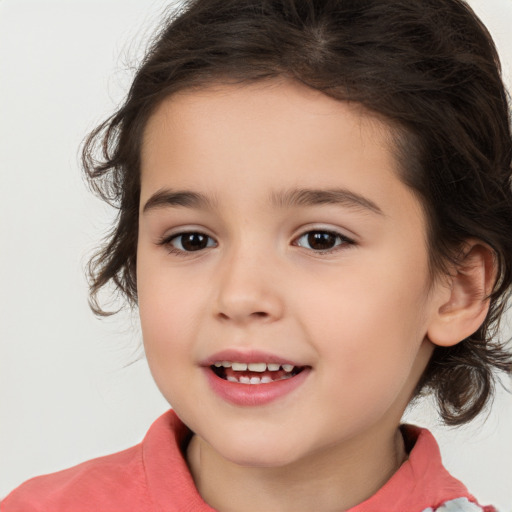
[82,0,512,425]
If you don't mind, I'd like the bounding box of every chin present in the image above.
[212,434,305,469]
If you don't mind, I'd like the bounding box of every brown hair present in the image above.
[82,0,512,425]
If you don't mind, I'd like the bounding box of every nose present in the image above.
[213,246,285,325]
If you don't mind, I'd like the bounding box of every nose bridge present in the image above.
[214,233,284,324]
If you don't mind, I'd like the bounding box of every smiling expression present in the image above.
[137,79,441,468]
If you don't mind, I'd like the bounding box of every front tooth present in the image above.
[239,376,251,384]
[232,362,248,371]
[226,376,238,383]
[250,376,261,384]
[267,363,280,371]
[282,364,294,372]
[221,361,232,368]
[261,376,273,384]
[248,363,266,372]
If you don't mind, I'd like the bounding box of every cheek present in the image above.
[138,282,201,410]
[138,245,206,329]
[297,252,430,381]
[137,258,203,376]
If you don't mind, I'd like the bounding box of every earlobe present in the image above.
[427,242,496,348]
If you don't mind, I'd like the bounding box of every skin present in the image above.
[136,79,489,512]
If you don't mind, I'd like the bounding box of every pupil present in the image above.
[308,232,336,250]
[182,233,208,251]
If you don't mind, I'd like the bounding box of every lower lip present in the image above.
[204,367,311,406]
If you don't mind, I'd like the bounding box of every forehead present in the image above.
[139,80,421,222]
[141,79,395,166]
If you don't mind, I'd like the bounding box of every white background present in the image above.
[1,0,511,509]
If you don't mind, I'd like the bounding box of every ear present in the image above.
[427,241,496,348]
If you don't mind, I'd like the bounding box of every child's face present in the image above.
[137,80,441,467]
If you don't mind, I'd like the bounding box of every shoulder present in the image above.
[1,443,149,512]
[405,427,498,512]
[350,425,499,512]
[0,410,186,512]
[422,497,498,512]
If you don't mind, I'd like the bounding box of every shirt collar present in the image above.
[143,411,474,512]
[348,425,474,512]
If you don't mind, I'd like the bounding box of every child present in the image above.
[2,0,511,510]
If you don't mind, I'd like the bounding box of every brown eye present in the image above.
[169,232,216,252]
[295,230,351,252]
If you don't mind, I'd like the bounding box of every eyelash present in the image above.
[158,232,217,256]
[158,229,355,257]
[293,230,355,254]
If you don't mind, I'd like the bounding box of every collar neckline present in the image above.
[142,410,474,512]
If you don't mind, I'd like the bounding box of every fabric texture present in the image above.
[422,497,496,512]
[1,409,497,512]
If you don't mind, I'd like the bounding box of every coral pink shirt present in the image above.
[1,410,495,512]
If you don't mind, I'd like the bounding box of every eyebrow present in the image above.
[269,188,383,215]
[143,189,218,213]
[142,187,383,215]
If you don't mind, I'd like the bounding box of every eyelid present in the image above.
[292,223,357,241]
[157,224,216,243]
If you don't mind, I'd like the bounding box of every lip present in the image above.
[201,348,302,367]
[201,349,311,406]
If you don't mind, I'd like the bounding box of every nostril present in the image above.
[252,311,269,318]
[216,310,271,323]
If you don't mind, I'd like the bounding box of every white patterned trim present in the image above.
[422,497,485,512]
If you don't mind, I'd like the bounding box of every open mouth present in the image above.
[210,361,307,384]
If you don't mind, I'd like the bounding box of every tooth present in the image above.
[214,362,223,367]
[282,364,294,372]
[248,363,266,372]
[221,361,232,368]
[232,362,248,371]
[261,376,273,384]
[239,376,251,384]
[250,376,261,384]
[267,363,280,371]
[226,376,238,383]
[281,373,292,380]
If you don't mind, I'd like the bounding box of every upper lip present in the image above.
[200,349,305,367]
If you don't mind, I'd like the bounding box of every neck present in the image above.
[186,424,406,512]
